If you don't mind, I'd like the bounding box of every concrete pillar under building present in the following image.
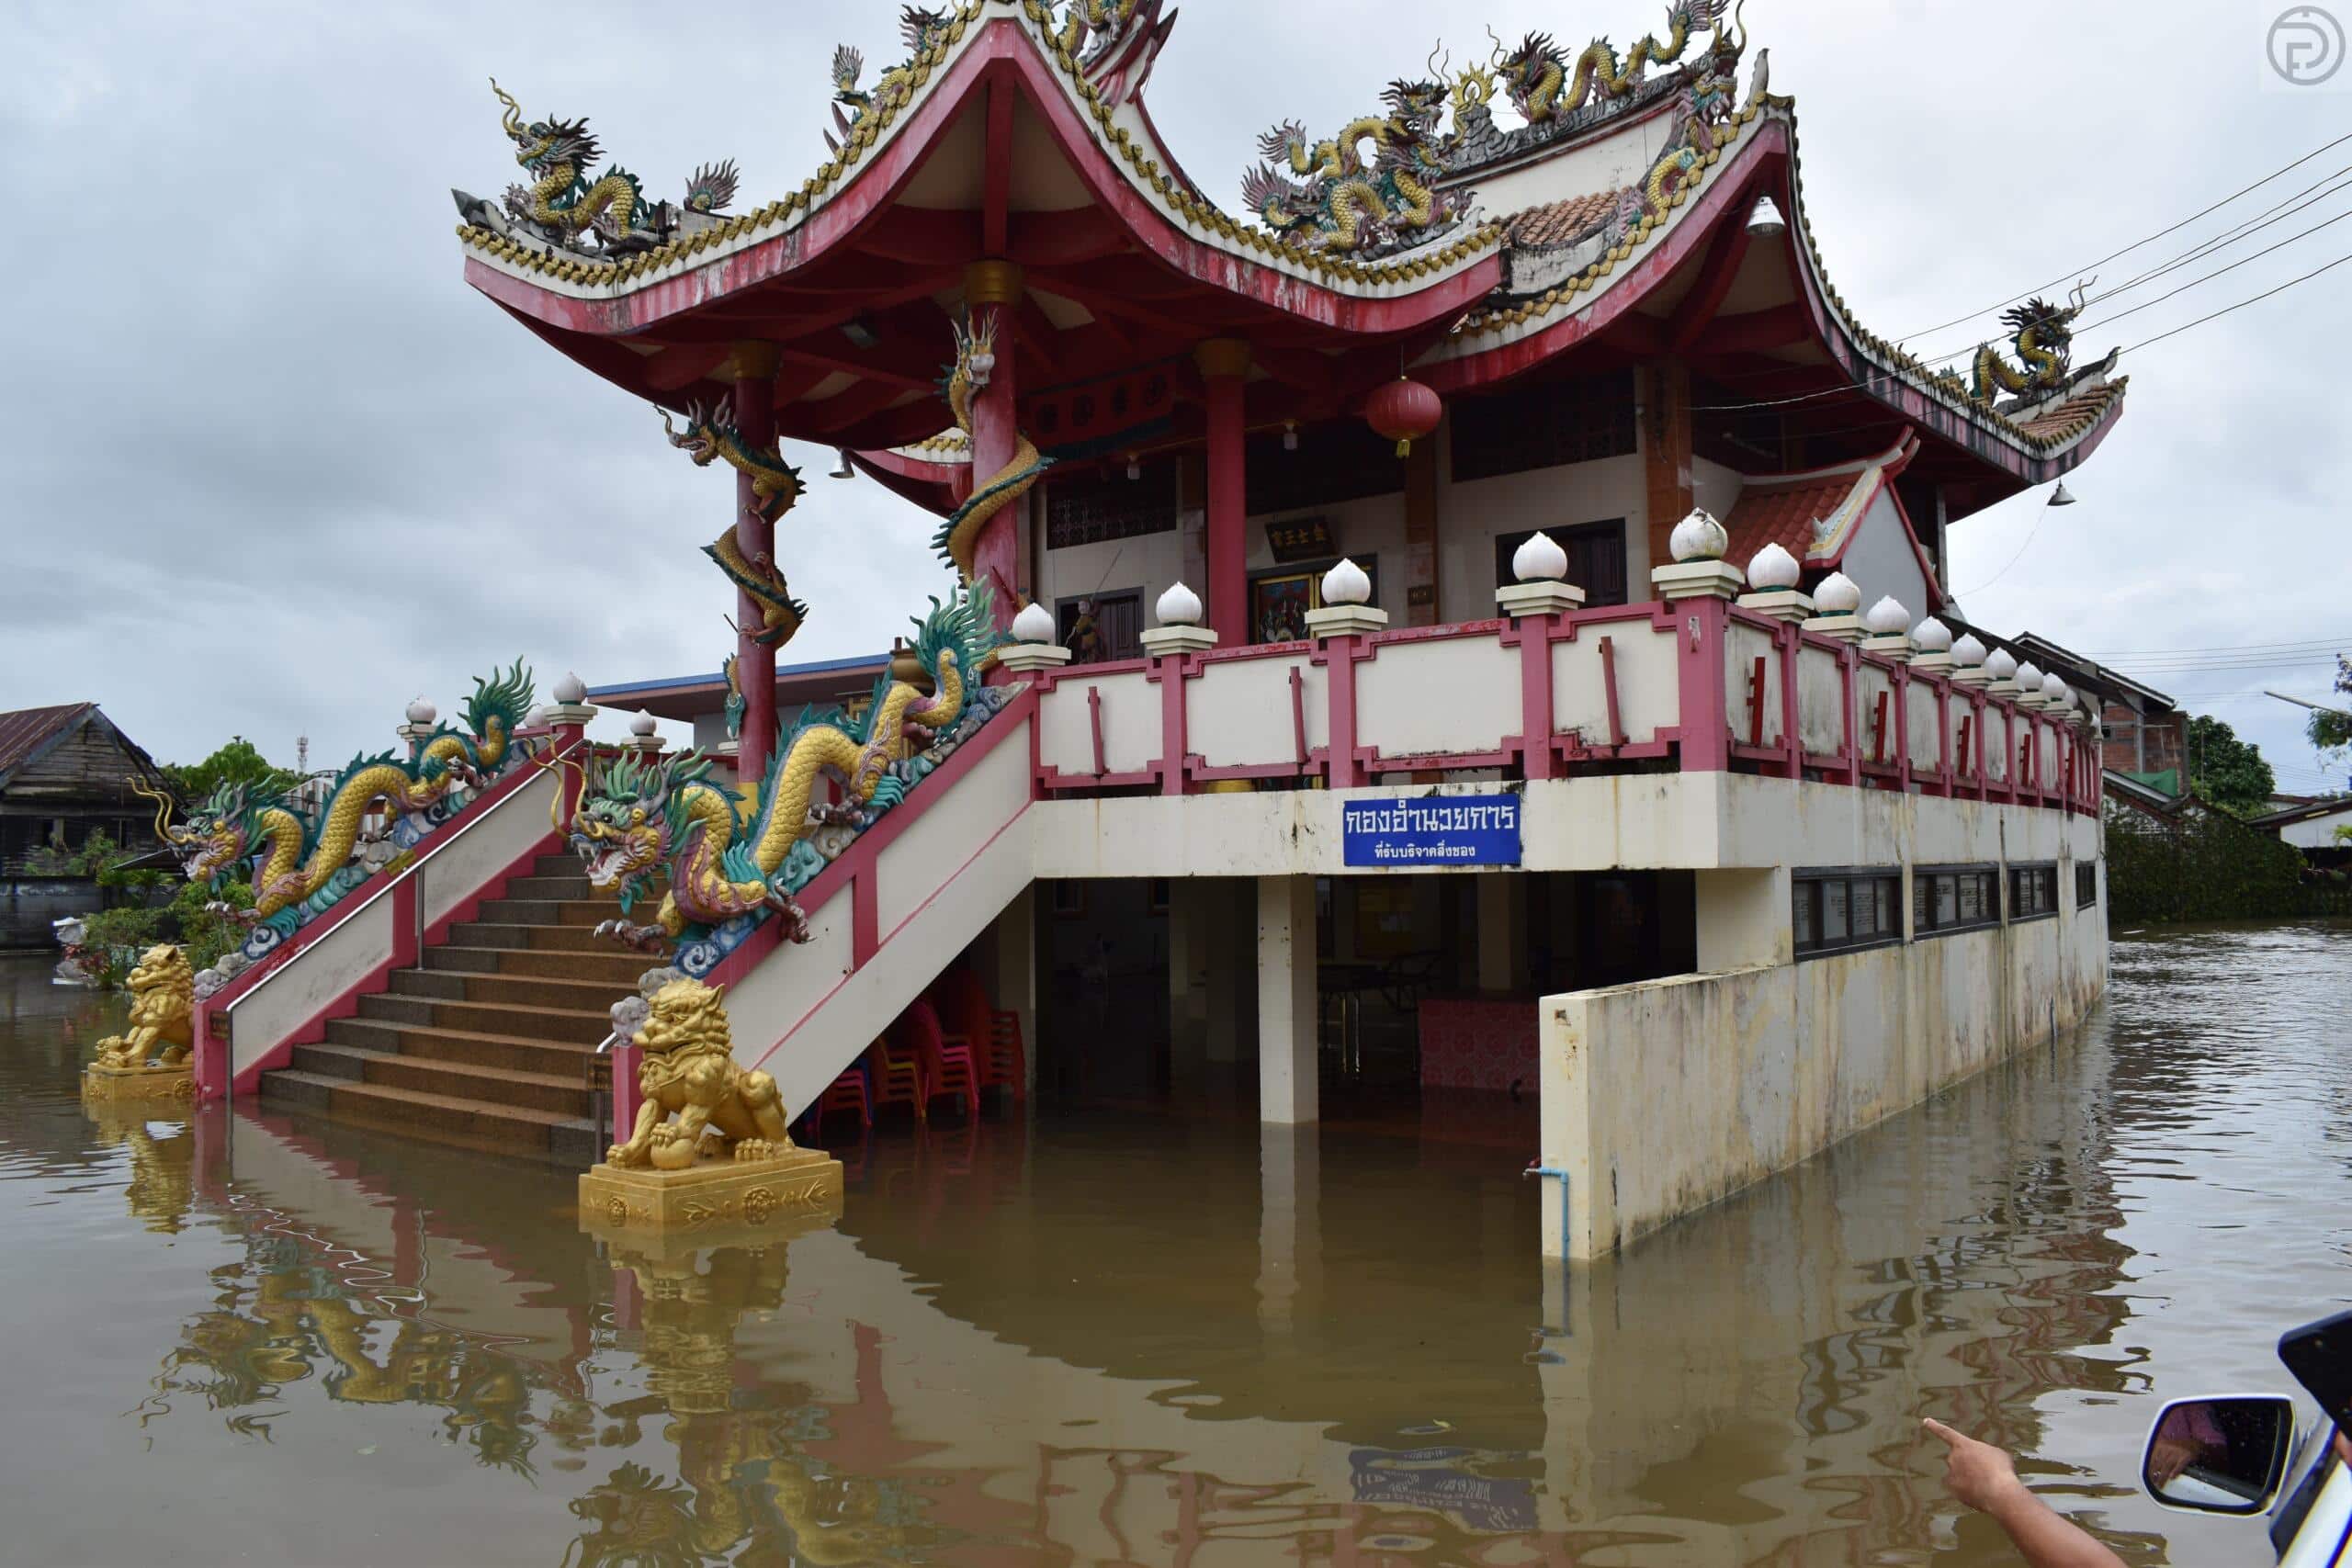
[1257,1122,1320,1339]
[1204,880,1247,1066]
[1693,867,1788,971]
[1476,874,1525,993]
[1257,875,1318,1123]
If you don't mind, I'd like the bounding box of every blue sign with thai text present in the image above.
[1341,795,1521,867]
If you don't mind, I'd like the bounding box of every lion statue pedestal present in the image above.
[84,945,198,1106]
[578,976,842,1238]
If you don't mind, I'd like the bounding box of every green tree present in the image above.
[2307,656,2351,755]
[163,736,299,805]
[2187,714,2276,819]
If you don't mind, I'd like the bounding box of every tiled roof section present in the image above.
[1509,192,1617,247]
[0,703,94,782]
[1721,478,1856,568]
[2016,379,2127,446]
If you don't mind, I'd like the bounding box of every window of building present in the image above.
[1056,591,1143,663]
[1492,522,1630,606]
[2076,862,2098,909]
[1046,460,1178,550]
[2009,862,2060,921]
[1793,867,1903,959]
[1450,369,1637,482]
[1915,864,2001,937]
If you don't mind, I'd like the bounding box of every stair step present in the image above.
[425,944,653,985]
[503,873,597,900]
[258,1068,580,1135]
[476,897,646,929]
[325,1016,602,1077]
[445,920,618,953]
[356,991,612,1046]
[289,1043,593,1119]
[390,967,630,1013]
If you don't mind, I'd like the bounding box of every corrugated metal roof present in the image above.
[0,702,96,785]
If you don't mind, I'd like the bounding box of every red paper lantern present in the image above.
[1363,375,1442,457]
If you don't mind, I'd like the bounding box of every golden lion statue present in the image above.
[93,945,195,1070]
[607,977,795,1170]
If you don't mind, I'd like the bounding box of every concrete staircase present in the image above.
[257,852,642,1165]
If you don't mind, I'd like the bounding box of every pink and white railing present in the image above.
[1023,598,2104,813]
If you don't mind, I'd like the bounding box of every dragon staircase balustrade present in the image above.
[453,81,740,257]
[138,662,536,996]
[550,587,1012,980]
[1239,0,1745,258]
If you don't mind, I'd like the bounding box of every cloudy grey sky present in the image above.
[5,0,2346,791]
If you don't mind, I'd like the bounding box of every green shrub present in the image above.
[76,876,255,983]
[2108,809,2320,924]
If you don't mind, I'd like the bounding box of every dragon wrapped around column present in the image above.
[931,310,1054,588]
[555,589,1010,975]
[662,400,809,649]
[144,663,534,960]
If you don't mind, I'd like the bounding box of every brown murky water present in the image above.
[2,922,2347,1566]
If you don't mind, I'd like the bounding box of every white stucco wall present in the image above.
[2279,805,2352,850]
[1835,488,1932,620]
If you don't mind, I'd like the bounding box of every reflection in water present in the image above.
[0,922,2347,1563]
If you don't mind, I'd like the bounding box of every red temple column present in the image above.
[1195,338,1251,642]
[731,342,779,781]
[964,260,1025,628]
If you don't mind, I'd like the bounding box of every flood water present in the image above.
[2,923,2347,1566]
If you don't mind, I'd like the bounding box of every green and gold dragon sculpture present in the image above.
[143,664,534,954]
[557,591,1005,967]
[1492,0,1730,125]
[488,80,735,254]
[826,7,955,149]
[1943,285,2093,406]
[662,399,810,649]
[1243,77,1462,254]
[931,310,1054,588]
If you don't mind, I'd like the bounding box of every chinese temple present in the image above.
[176,0,2127,1258]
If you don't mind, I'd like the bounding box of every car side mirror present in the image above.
[2142,1396,2296,1514]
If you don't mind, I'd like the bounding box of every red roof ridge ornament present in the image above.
[1364,376,1442,457]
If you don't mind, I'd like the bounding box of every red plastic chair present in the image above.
[868,1035,927,1122]
[931,966,1026,1103]
[808,1060,872,1141]
[983,1009,1028,1103]
[898,999,979,1121]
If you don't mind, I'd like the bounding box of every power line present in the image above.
[2083,636,2352,655]
[1895,130,2352,342]
[2110,246,2352,356]
[2077,168,2352,311]
[2070,202,2352,337]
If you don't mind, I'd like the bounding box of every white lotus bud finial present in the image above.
[1951,633,1987,667]
[1512,532,1568,583]
[1011,602,1057,644]
[1814,571,1861,614]
[630,709,657,738]
[1321,558,1373,605]
[1913,616,1953,652]
[404,696,436,726]
[553,671,587,705]
[2015,660,2044,693]
[2041,671,2069,704]
[1747,541,1800,591]
[1984,647,2018,680]
[1668,506,1730,563]
[1156,581,1204,626]
[1863,595,1911,636]
[523,705,548,730]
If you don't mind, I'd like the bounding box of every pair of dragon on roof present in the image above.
[480,80,738,254]
[140,664,535,962]
[1241,0,1740,254]
[826,3,1153,147]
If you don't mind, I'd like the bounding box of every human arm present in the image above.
[1922,1417,2127,1568]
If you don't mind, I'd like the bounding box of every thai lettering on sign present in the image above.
[1340,794,1522,867]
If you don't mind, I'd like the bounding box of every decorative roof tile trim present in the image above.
[1012,0,1504,290]
[461,1,1502,302]
[1508,192,1620,246]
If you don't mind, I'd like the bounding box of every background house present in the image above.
[0,703,174,949]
